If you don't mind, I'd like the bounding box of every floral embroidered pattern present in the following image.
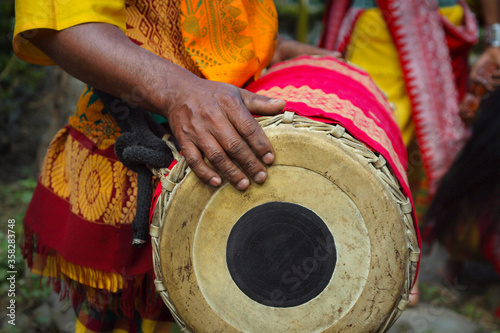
[103,164,137,225]
[266,57,394,116]
[125,0,201,74]
[69,86,122,150]
[75,155,114,222]
[181,0,278,86]
[40,128,138,226]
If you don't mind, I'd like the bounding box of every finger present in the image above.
[198,133,254,190]
[293,42,340,59]
[209,116,270,186]
[312,48,341,58]
[240,89,286,116]
[180,140,222,187]
[226,94,277,166]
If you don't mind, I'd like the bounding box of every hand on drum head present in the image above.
[164,75,286,191]
[270,35,342,67]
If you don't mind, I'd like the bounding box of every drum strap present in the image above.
[94,89,174,247]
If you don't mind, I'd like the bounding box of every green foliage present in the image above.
[1,0,47,156]
[0,177,52,313]
[0,0,16,63]
[274,0,325,44]
[2,324,22,333]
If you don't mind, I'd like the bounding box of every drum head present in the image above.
[155,119,412,332]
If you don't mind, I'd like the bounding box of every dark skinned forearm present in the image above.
[25,22,286,190]
[25,23,195,116]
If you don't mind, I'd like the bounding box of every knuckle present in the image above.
[207,149,226,166]
[222,165,241,180]
[226,138,246,156]
[178,125,192,137]
[240,158,260,173]
[216,92,241,111]
[239,120,259,138]
[184,154,203,170]
[198,104,214,120]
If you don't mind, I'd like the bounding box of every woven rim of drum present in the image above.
[150,112,420,333]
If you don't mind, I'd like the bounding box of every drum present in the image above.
[150,56,420,332]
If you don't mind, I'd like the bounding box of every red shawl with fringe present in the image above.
[320,0,478,194]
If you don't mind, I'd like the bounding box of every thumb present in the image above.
[240,89,286,116]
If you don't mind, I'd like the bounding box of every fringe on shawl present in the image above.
[22,225,164,319]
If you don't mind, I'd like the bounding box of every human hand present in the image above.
[459,47,500,125]
[21,23,285,191]
[164,75,286,191]
[270,35,341,67]
[470,47,500,91]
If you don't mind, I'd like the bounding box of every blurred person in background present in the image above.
[319,0,500,305]
[426,0,500,315]
[425,80,500,319]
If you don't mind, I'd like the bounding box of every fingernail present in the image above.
[262,153,274,164]
[254,171,267,183]
[270,98,284,104]
[236,179,249,191]
[209,177,221,187]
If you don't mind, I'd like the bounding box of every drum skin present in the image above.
[151,57,419,333]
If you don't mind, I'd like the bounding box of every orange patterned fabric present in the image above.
[124,0,278,86]
[181,0,278,86]
[125,0,201,75]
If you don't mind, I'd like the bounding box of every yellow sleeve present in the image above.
[13,0,127,65]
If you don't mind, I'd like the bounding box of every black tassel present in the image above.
[94,89,174,247]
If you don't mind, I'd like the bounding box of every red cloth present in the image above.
[23,127,152,276]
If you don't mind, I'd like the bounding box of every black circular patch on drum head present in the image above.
[226,202,336,308]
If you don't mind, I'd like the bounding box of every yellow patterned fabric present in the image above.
[345,5,464,146]
[39,125,138,227]
[32,253,125,292]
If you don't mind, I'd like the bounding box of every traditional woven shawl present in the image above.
[320,0,478,194]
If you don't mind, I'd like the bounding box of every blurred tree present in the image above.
[0,0,83,181]
[274,0,326,45]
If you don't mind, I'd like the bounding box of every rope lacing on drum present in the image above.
[150,141,193,332]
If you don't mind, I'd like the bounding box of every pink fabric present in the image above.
[320,0,478,194]
[377,0,477,194]
[150,160,178,223]
[246,55,420,247]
